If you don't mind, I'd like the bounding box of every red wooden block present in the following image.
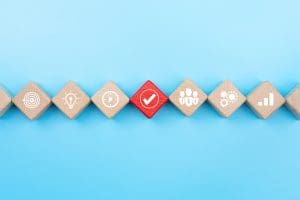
[130,80,168,118]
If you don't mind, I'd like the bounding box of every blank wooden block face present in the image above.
[247,81,285,119]
[13,82,51,120]
[0,87,11,117]
[52,82,90,119]
[286,85,300,119]
[92,81,129,118]
[208,80,246,117]
[169,80,207,116]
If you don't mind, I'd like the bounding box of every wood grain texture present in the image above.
[247,81,285,119]
[286,85,300,119]
[208,80,246,118]
[169,80,207,116]
[13,82,51,120]
[92,81,129,119]
[0,86,12,117]
[52,81,90,119]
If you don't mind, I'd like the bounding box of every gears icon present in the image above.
[220,90,238,108]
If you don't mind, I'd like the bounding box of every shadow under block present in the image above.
[169,79,207,116]
[208,80,246,117]
[0,86,12,117]
[52,81,90,119]
[13,82,51,120]
[247,81,285,119]
[92,81,129,119]
[286,85,300,119]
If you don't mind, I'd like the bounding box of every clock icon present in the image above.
[101,90,119,108]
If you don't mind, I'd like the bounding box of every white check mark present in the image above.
[143,94,157,105]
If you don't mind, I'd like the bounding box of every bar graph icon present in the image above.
[257,93,274,107]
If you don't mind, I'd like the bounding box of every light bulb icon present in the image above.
[63,91,79,109]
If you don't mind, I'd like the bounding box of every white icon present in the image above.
[257,93,274,107]
[63,91,79,109]
[219,90,238,108]
[179,88,199,107]
[140,89,159,109]
[143,93,156,106]
[23,92,41,109]
[102,90,119,108]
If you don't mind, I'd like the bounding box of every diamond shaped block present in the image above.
[130,80,168,118]
[169,79,207,116]
[52,81,90,119]
[286,85,300,119]
[92,81,129,118]
[13,82,51,120]
[247,81,285,119]
[0,86,12,117]
[208,80,246,117]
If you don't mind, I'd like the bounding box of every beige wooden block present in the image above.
[0,86,12,117]
[169,79,207,116]
[52,81,90,119]
[13,82,51,120]
[92,81,129,118]
[247,81,285,119]
[285,85,300,119]
[208,80,246,117]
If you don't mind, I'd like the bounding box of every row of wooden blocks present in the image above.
[0,80,299,120]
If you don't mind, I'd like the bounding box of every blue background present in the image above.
[0,0,299,199]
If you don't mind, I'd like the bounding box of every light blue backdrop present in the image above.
[0,0,299,199]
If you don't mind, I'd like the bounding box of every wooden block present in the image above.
[13,82,51,120]
[247,81,285,119]
[169,79,207,116]
[0,86,12,117]
[285,85,300,119]
[208,80,246,117]
[130,80,168,118]
[91,81,129,118]
[52,81,90,119]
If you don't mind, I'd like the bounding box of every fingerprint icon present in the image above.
[23,92,41,109]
